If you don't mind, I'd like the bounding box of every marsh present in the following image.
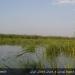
[0,45,75,69]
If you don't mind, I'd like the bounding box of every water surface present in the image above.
[0,45,75,68]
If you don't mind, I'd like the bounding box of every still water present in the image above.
[0,45,75,68]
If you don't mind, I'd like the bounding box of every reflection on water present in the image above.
[56,53,75,68]
[0,46,22,68]
[0,45,75,68]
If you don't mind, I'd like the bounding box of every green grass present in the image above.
[0,34,75,69]
[0,34,75,57]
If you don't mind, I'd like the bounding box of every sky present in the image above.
[0,0,75,37]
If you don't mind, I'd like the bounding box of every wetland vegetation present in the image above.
[0,34,75,69]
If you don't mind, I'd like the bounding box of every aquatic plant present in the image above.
[0,34,75,69]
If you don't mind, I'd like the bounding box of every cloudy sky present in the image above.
[0,0,75,36]
[53,0,75,4]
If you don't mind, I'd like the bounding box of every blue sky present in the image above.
[0,0,75,36]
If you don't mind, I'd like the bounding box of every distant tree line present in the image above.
[0,34,75,39]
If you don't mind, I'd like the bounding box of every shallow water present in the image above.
[0,45,75,68]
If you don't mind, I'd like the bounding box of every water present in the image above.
[0,45,75,68]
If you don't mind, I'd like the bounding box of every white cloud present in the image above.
[53,0,75,4]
